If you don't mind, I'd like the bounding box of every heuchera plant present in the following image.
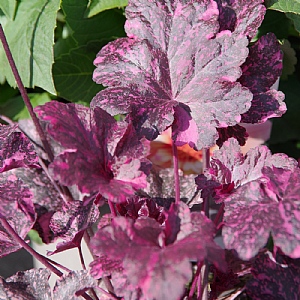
[0,0,300,299]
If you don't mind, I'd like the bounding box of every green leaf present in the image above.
[0,0,60,94]
[60,0,126,48]
[0,0,17,19]
[53,0,126,102]
[256,10,292,40]
[270,75,300,144]
[84,0,128,18]
[0,92,51,121]
[265,0,300,33]
[53,44,104,103]
[280,39,297,80]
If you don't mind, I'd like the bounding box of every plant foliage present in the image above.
[1,0,300,299]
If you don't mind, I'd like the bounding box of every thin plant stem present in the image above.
[78,245,86,270]
[172,141,180,205]
[0,218,63,277]
[108,200,118,217]
[213,203,224,227]
[0,24,54,162]
[189,261,203,299]
[199,260,209,300]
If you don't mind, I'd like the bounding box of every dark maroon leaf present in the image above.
[216,0,265,38]
[35,101,149,202]
[90,202,225,300]
[92,0,254,149]
[216,124,248,147]
[0,268,51,300]
[0,124,39,172]
[52,270,98,300]
[116,196,165,223]
[240,33,286,124]
[222,166,300,260]
[246,251,300,299]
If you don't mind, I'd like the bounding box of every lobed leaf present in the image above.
[92,0,256,148]
[222,167,300,260]
[35,101,149,202]
[90,202,225,300]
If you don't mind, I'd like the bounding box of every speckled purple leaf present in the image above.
[222,166,300,260]
[35,101,149,202]
[48,197,99,255]
[0,124,39,172]
[216,0,265,38]
[0,172,36,257]
[197,138,297,203]
[7,167,64,244]
[92,0,253,149]
[90,203,225,300]
[53,270,98,300]
[240,33,286,124]
[0,268,51,300]
[246,251,300,299]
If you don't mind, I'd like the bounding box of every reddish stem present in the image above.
[172,141,180,205]
[213,203,225,227]
[0,218,63,277]
[0,24,54,162]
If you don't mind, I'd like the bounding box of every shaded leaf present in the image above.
[84,0,128,17]
[240,33,286,124]
[0,268,51,300]
[0,124,39,172]
[246,251,300,299]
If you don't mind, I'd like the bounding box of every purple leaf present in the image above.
[240,33,286,124]
[246,251,300,299]
[48,197,99,255]
[35,101,149,202]
[222,166,300,260]
[116,196,165,224]
[0,171,36,257]
[0,269,51,300]
[9,168,64,244]
[92,0,254,149]
[90,202,225,300]
[0,124,39,172]
[196,138,297,203]
[216,124,248,147]
[52,270,98,300]
[216,0,265,38]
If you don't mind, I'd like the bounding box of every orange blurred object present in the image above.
[148,130,204,175]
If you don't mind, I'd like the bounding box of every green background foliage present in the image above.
[0,0,300,158]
